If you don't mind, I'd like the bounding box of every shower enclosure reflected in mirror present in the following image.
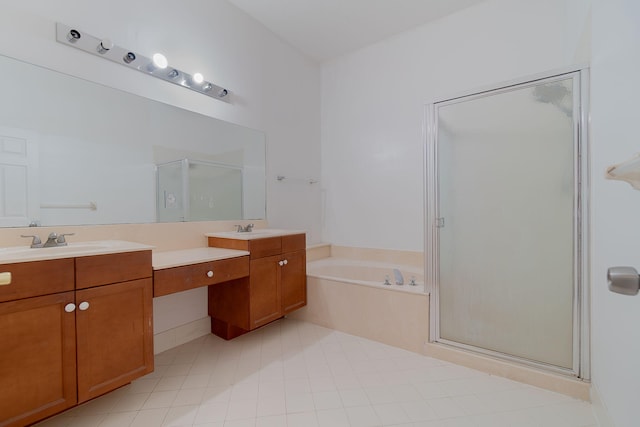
[157,159,243,222]
[0,54,266,227]
[426,69,589,378]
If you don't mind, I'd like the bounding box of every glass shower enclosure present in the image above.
[156,158,243,222]
[425,69,589,377]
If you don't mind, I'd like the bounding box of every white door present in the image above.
[0,127,39,227]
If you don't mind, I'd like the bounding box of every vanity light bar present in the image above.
[55,23,230,103]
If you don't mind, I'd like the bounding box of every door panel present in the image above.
[281,250,306,314]
[76,279,153,402]
[0,292,76,427]
[249,255,281,328]
[434,75,579,371]
[0,127,39,227]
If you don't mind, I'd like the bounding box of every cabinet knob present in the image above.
[283,259,288,265]
[207,270,214,278]
[64,303,76,313]
[278,261,284,266]
[78,301,90,311]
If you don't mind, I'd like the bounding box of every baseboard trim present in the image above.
[154,317,211,354]
[591,383,615,427]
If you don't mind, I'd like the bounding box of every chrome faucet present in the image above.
[235,224,254,233]
[44,232,75,247]
[393,268,404,286]
[22,232,74,248]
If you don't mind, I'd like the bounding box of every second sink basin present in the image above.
[205,229,305,240]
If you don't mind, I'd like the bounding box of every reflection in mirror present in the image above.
[0,54,265,228]
[157,159,243,222]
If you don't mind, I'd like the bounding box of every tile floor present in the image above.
[36,319,598,427]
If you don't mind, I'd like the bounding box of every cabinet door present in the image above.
[76,279,153,403]
[249,255,282,329]
[0,292,76,427]
[281,250,307,314]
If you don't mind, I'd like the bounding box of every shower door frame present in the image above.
[424,67,590,379]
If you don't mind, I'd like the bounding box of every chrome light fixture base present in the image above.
[55,23,230,103]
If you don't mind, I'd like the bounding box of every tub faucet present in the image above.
[393,269,404,286]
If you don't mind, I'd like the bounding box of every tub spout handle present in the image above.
[384,275,391,286]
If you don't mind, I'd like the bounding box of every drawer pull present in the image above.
[64,303,76,313]
[78,301,90,311]
[0,272,11,286]
[207,270,214,278]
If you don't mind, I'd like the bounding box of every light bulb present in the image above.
[97,39,113,54]
[67,29,81,43]
[123,52,136,63]
[193,73,204,84]
[152,53,168,69]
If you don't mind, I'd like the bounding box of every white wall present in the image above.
[0,0,322,243]
[321,0,590,251]
[0,0,321,335]
[591,1,640,426]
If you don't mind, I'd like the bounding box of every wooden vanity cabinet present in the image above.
[207,233,307,338]
[0,259,76,427]
[0,250,153,427]
[248,245,307,328]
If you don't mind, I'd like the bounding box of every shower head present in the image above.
[532,83,570,104]
[532,83,572,117]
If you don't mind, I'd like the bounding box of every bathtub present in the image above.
[306,257,425,294]
[288,256,429,354]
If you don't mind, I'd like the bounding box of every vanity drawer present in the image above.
[248,237,282,259]
[0,258,75,302]
[153,256,250,297]
[76,251,152,289]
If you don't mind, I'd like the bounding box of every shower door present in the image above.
[426,70,589,376]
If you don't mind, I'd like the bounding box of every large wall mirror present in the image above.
[0,54,266,228]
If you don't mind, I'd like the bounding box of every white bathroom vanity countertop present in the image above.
[205,228,306,240]
[0,240,154,264]
[152,247,250,270]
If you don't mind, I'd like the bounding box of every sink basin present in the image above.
[205,229,304,240]
[0,240,153,264]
